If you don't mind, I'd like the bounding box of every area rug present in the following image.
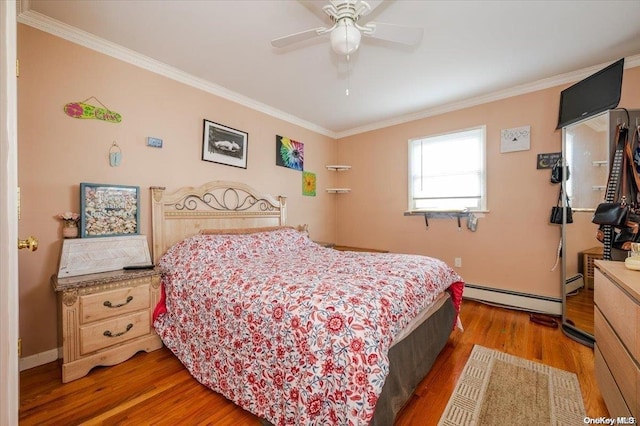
[438,345,586,425]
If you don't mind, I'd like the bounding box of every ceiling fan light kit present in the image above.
[271,0,423,57]
[330,19,361,55]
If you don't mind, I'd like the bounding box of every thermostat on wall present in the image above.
[147,137,163,148]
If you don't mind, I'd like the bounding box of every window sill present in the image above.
[404,210,489,217]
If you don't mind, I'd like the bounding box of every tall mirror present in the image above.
[561,109,638,346]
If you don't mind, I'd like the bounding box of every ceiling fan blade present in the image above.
[271,27,327,48]
[298,0,332,20]
[364,0,384,14]
[364,22,423,46]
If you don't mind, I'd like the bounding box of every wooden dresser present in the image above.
[593,260,639,418]
[51,268,163,383]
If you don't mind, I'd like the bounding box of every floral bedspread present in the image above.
[153,228,463,425]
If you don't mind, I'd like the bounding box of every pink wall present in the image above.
[17,23,640,359]
[17,25,337,357]
[335,66,640,298]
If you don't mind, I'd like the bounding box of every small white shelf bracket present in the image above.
[326,165,351,171]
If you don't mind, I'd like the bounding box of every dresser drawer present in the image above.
[595,345,632,417]
[594,269,638,359]
[80,284,150,324]
[80,310,150,355]
[595,306,639,417]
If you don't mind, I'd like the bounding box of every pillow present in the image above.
[200,225,294,235]
[161,226,315,273]
[200,224,309,235]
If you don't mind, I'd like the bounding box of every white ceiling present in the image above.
[20,0,640,137]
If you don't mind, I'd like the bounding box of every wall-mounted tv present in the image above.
[557,58,624,129]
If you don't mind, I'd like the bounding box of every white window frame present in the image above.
[408,125,487,213]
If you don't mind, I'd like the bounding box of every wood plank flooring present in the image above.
[19,300,608,425]
[565,287,595,336]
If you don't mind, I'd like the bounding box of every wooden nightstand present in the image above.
[51,268,163,383]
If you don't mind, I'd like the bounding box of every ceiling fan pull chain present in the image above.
[345,19,351,96]
[346,54,351,96]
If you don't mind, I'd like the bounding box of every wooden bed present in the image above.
[150,181,461,425]
[150,181,286,264]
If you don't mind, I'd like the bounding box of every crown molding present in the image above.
[16,9,337,139]
[16,7,640,140]
[336,54,640,138]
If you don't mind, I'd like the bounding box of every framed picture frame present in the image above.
[202,119,248,169]
[80,183,140,238]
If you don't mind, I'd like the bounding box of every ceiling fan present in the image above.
[271,0,424,56]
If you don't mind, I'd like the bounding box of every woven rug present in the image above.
[438,345,586,426]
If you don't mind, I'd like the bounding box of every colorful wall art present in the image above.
[63,96,122,123]
[303,171,316,196]
[276,135,304,171]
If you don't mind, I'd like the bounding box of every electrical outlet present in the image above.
[454,257,462,267]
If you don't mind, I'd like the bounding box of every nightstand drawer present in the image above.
[80,284,150,324]
[80,311,150,355]
[52,269,163,382]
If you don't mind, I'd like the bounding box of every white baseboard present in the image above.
[463,283,562,316]
[19,347,61,372]
[565,274,584,294]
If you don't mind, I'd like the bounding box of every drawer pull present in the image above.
[103,296,133,308]
[103,323,133,338]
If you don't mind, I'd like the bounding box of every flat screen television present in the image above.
[557,58,624,129]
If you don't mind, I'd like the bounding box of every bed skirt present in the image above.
[370,294,456,426]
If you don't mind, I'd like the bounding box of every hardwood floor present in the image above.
[19,300,608,425]
[565,287,595,336]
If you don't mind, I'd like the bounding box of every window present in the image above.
[408,126,486,212]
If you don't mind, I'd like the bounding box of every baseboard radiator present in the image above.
[463,283,562,316]
[565,273,584,294]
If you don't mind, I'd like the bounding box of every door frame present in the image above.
[1,0,20,424]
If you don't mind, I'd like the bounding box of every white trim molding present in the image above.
[463,283,562,316]
[338,54,640,138]
[19,348,61,372]
[16,9,337,139]
[1,0,19,423]
[16,5,640,140]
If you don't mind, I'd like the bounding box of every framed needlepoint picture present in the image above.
[80,183,140,238]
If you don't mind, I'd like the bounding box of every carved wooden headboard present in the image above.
[150,181,287,264]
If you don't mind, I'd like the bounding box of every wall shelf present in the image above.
[326,165,351,193]
[326,165,351,171]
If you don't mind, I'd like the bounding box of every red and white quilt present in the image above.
[153,228,463,425]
